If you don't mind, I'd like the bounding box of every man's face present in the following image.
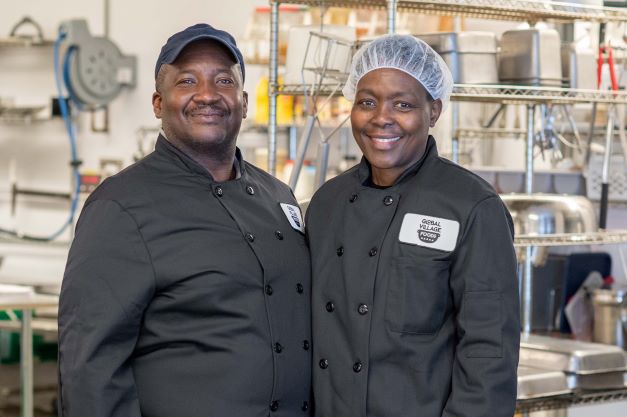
[350,68,442,186]
[152,40,247,155]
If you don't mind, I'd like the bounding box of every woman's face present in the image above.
[351,68,442,186]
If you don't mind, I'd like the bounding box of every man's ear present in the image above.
[242,91,248,119]
[429,99,443,128]
[152,91,162,119]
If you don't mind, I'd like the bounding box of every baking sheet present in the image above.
[517,365,571,399]
[520,334,627,374]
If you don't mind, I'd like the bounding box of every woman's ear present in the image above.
[429,99,443,128]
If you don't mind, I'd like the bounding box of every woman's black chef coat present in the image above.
[306,137,520,417]
[58,135,312,417]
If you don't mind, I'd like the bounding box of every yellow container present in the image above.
[255,75,293,126]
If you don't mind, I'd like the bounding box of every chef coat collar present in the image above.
[357,135,438,187]
[155,134,245,182]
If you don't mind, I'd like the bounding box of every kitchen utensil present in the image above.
[558,252,612,334]
[498,28,562,86]
[520,333,627,390]
[284,25,356,86]
[517,365,571,399]
[592,287,627,349]
[500,194,598,236]
[500,193,598,266]
[561,43,596,89]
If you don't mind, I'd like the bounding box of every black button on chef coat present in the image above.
[307,137,520,417]
[58,135,312,417]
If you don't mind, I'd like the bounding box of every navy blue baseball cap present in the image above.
[155,23,245,81]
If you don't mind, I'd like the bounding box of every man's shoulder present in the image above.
[86,154,158,205]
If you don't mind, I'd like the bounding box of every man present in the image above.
[306,34,520,417]
[58,23,311,417]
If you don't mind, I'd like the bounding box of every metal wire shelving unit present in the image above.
[516,387,627,414]
[273,0,627,23]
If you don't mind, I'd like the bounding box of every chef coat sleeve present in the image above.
[58,199,155,417]
[442,196,520,417]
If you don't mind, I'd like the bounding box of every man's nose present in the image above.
[193,80,220,103]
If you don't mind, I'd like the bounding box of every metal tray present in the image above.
[565,371,626,390]
[517,365,571,399]
[519,334,627,374]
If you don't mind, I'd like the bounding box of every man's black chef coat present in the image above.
[58,135,312,417]
[306,136,520,417]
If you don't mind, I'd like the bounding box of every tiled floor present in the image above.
[0,361,57,417]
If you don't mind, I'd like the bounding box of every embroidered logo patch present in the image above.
[399,213,459,252]
[280,203,305,233]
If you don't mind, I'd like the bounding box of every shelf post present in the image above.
[387,0,397,34]
[525,104,535,194]
[268,1,279,175]
[521,104,536,334]
[451,102,459,163]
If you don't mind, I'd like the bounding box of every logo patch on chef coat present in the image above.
[280,203,305,233]
[399,213,459,252]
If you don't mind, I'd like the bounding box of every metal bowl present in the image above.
[500,193,598,236]
[500,193,598,266]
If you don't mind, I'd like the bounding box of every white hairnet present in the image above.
[342,34,453,108]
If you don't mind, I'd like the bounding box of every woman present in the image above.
[306,35,520,417]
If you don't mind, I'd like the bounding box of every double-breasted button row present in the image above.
[318,358,363,373]
[270,400,279,411]
[369,247,378,257]
[349,193,358,203]
[264,284,304,295]
[272,341,308,353]
[336,246,344,257]
[326,301,335,312]
[358,304,369,315]
[383,195,394,206]
[213,185,256,197]
[248,231,290,242]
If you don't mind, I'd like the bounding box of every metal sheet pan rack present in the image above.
[268,0,627,173]
[276,83,627,104]
[516,387,627,414]
[514,230,627,247]
[274,0,627,23]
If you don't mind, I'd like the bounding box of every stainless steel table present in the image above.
[0,293,59,417]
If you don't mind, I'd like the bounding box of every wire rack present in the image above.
[514,230,627,247]
[274,83,627,105]
[453,84,627,105]
[274,0,627,23]
[516,387,627,414]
